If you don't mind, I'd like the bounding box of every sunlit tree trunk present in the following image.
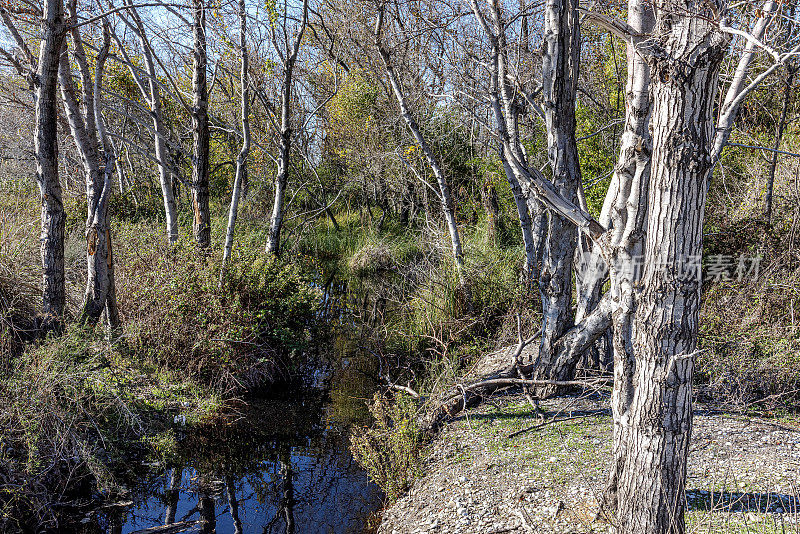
[33,0,67,322]
[599,0,654,515]
[266,0,309,255]
[374,6,466,284]
[609,4,727,532]
[58,6,118,327]
[222,0,251,276]
[530,0,582,386]
[119,0,179,243]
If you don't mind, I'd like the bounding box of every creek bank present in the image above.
[380,351,800,533]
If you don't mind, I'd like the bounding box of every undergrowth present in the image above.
[350,393,422,503]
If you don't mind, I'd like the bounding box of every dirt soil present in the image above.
[378,350,800,534]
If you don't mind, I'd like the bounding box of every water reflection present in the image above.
[92,270,391,534]
[117,394,382,534]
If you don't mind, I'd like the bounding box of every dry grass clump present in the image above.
[699,251,800,408]
[700,137,800,410]
[0,193,42,368]
[348,239,397,275]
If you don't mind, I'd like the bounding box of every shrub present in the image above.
[0,328,145,531]
[350,393,422,503]
[118,236,322,393]
[699,254,800,409]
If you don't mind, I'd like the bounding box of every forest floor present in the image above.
[379,351,800,534]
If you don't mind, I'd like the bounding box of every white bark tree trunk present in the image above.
[531,0,583,386]
[222,0,251,275]
[33,0,67,323]
[600,0,655,514]
[118,0,180,243]
[58,2,118,327]
[266,0,309,256]
[375,6,466,284]
[609,4,727,532]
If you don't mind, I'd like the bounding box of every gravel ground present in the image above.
[378,390,800,534]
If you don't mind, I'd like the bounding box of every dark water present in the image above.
[95,272,393,534]
[113,396,382,534]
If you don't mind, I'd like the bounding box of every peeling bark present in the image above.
[58,7,118,327]
[530,0,582,388]
[600,0,654,514]
[31,0,67,322]
[610,4,727,532]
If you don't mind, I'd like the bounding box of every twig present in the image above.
[507,411,609,439]
[458,383,473,430]
[446,377,610,399]
[388,383,420,399]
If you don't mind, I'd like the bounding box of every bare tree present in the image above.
[580,1,797,531]
[192,0,211,249]
[0,0,67,323]
[373,0,466,284]
[58,0,119,327]
[265,0,310,255]
[221,0,251,275]
[114,0,180,243]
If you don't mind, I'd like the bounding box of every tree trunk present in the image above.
[599,0,654,515]
[266,0,308,255]
[375,8,466,284]
[58,9,117,327]
[192,0,211,249]
[765,67,795,227]
[122,1,180,243]
[267,113,291,255]
[530,0,582,387]
[34,0,67,322]
[482,179,499,245]
[499,143,540,286]
[610,5,726,532]
[222,0,250,274]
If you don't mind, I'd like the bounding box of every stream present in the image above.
[90,273,393,534]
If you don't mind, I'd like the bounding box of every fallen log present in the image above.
[419,359,611,435]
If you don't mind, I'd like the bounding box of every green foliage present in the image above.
[575,101,617,218]
[119,233,322,391]
[326,72,383,161]
[350,393,422,503]
[0,325,219,530]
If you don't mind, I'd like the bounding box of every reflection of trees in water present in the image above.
[225,475,243,534]
[110,394,379,534]
[165,467,181,525]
